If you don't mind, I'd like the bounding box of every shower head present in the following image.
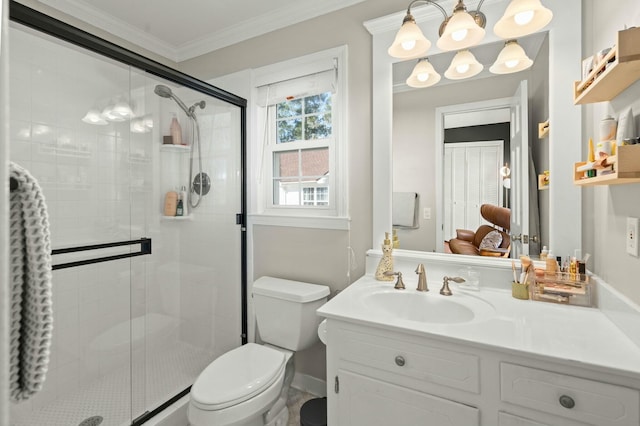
[154,84,173,98]
[154,84,192,117]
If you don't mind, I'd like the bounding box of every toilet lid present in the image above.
[191,343,286,410]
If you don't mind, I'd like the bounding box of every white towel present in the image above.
[9,162,53,402]
[392,192,419,228]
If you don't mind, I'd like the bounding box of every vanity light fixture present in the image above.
[388,0,487,59]
[406,58,442,88]
[494,0,553,39]
[444,49,483,80]
[489,39,533,74]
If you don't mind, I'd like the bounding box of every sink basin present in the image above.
[362,290,491,324]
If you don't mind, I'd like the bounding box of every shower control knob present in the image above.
[395,356,405,367]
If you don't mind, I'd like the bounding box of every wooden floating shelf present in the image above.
[574,27,640,104]
[574,145,640,186]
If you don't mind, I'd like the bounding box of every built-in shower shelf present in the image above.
[160,144,190,152]
[161,215,193,221]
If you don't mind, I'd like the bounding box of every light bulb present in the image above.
[417,72,430,82]
[514,10,534,25]
[451,29,468,42]
[456,63,470,74]
[506,59,520,68]
[401,40,417,51]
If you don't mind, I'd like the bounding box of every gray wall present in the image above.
[582,0,640,305]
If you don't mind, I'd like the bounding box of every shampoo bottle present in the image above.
[176,193,184,216]
[375,232,395,281]
[180,185,189,216]
[170,115,183,145]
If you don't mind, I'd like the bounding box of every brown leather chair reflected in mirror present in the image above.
[448,204,511,257]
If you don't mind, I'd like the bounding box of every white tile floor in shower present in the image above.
[10,343,213,426]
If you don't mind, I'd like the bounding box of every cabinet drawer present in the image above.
[337,327,479,393]
[498,411,578,426]
[338,369,479,426]
[500,363,640,426]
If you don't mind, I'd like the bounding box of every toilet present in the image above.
[188,276,330,426]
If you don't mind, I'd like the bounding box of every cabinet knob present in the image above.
[559,395,575,409]
[395,356,405,367]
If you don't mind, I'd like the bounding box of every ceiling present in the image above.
[37,0,367,62]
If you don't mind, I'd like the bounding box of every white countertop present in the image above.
[317,274,640,379]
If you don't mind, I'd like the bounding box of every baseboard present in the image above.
[147,394,190,426]
[291,373,327,397]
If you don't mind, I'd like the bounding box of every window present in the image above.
[252,46,348,226]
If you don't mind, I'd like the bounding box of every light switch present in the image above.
[423,208,431,220]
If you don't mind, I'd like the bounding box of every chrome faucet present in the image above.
[384,271,406,290]
[415,264,428,292]
[440,276,465,296]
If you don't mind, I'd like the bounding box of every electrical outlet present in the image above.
[423,208,431,220]
[627,217,639,257]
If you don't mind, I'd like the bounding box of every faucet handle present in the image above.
[384,271,406,290]
[415,263,428,292]
[440,276,465,296]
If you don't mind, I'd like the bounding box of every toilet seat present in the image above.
[191,343,286,411]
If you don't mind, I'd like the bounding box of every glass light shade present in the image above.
[112,101,134,119]
[444,50,483,80]
[494,0,553,39]
[406,59,441,88]
[437,10,485,51]
[489,40,533,74]
[388,15,432,59]
[101,105,125,122]
[82,109,108,125]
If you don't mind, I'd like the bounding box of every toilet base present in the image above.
[264,404,288,426]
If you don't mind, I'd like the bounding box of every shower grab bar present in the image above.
[51,238,152,270]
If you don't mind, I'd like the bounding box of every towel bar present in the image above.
[51,238,152,270]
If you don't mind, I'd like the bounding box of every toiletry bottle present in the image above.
[375,232,395,281]
[392,229,400,249]
[170,114,183,145]
[164,191,178,216]
[545,250,557,276]
[587,138,596,178]
[540,245,548,260]
[176,193,184,216]
[180,185,189,216]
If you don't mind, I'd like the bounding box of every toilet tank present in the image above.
[253,277,330,351]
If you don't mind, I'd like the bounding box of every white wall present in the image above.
[582,0,640,305]
[1,0,9,423]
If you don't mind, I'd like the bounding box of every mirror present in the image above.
[392,33,548,256]
[366,0,582,262]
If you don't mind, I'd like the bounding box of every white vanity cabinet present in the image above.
[325,320,640,426]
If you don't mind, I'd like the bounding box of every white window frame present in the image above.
[250,46,349,230]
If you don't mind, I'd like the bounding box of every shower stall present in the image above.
[8,3,246,426]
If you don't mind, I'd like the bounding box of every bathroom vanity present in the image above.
[318,251,640,426]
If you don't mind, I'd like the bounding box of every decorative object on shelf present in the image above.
[390,0,552,86]
[574,27,640,104]
[538,119,549,138]
[616,107,634,144]
[538,170,549,190]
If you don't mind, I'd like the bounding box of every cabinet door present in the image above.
[336,370,479,426]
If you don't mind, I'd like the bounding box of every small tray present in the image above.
[531,273,593,307]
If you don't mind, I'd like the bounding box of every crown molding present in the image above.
[39,0,366,63]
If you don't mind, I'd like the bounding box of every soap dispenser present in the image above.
[170,114,183,145]
[375,232,395,281]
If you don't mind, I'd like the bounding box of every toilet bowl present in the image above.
[188,277,330,426]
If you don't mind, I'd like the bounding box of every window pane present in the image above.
[304,93,332,114]
[317,187,328,201]
[273,150,299,178]
[273,178,299,205]
[277,99,302,118]
[277,118,302,143]
[305,113,332,140]
[301,148,329,177]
